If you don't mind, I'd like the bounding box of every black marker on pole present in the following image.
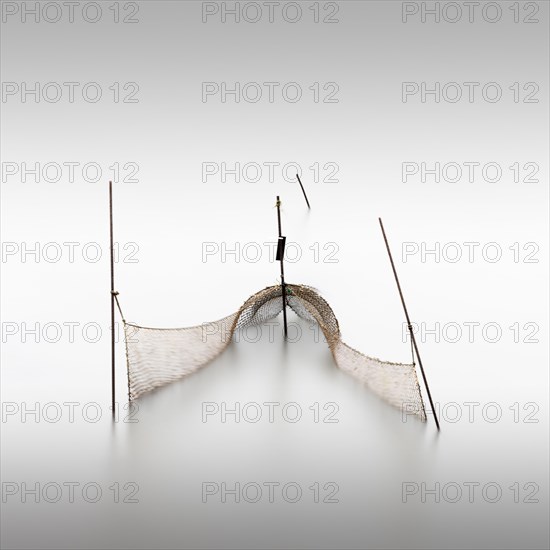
[109,181,116,418]
[378,218,440,431]
[276,196,288,338]
[296,174,311,209]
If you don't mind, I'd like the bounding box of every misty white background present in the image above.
[1,1,548,548]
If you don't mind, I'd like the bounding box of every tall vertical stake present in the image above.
[378,218,440,431]
[109,181,115,417]
[276,196,288,338]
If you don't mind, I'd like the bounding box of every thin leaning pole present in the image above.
[378,218,440,431]
[295,173,311,209]
[109,181,115,417]
[276,196,288,338]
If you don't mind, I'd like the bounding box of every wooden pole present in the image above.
[276,196,288,338]
[296,174,311,209]
[109,181,115,417]
[378,218,440,431]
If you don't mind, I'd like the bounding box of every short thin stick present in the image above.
[378,218,440,431]
[296,174,311,209]
[113,292,125,322]
[276,196,288,338]
[109,181,115,418]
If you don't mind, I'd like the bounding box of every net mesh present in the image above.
[123,284,426,421]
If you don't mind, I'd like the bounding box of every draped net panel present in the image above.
[123,284,426,421]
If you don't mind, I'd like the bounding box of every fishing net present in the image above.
[122,284,426,421]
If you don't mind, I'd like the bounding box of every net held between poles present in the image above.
[123,284,426,421]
